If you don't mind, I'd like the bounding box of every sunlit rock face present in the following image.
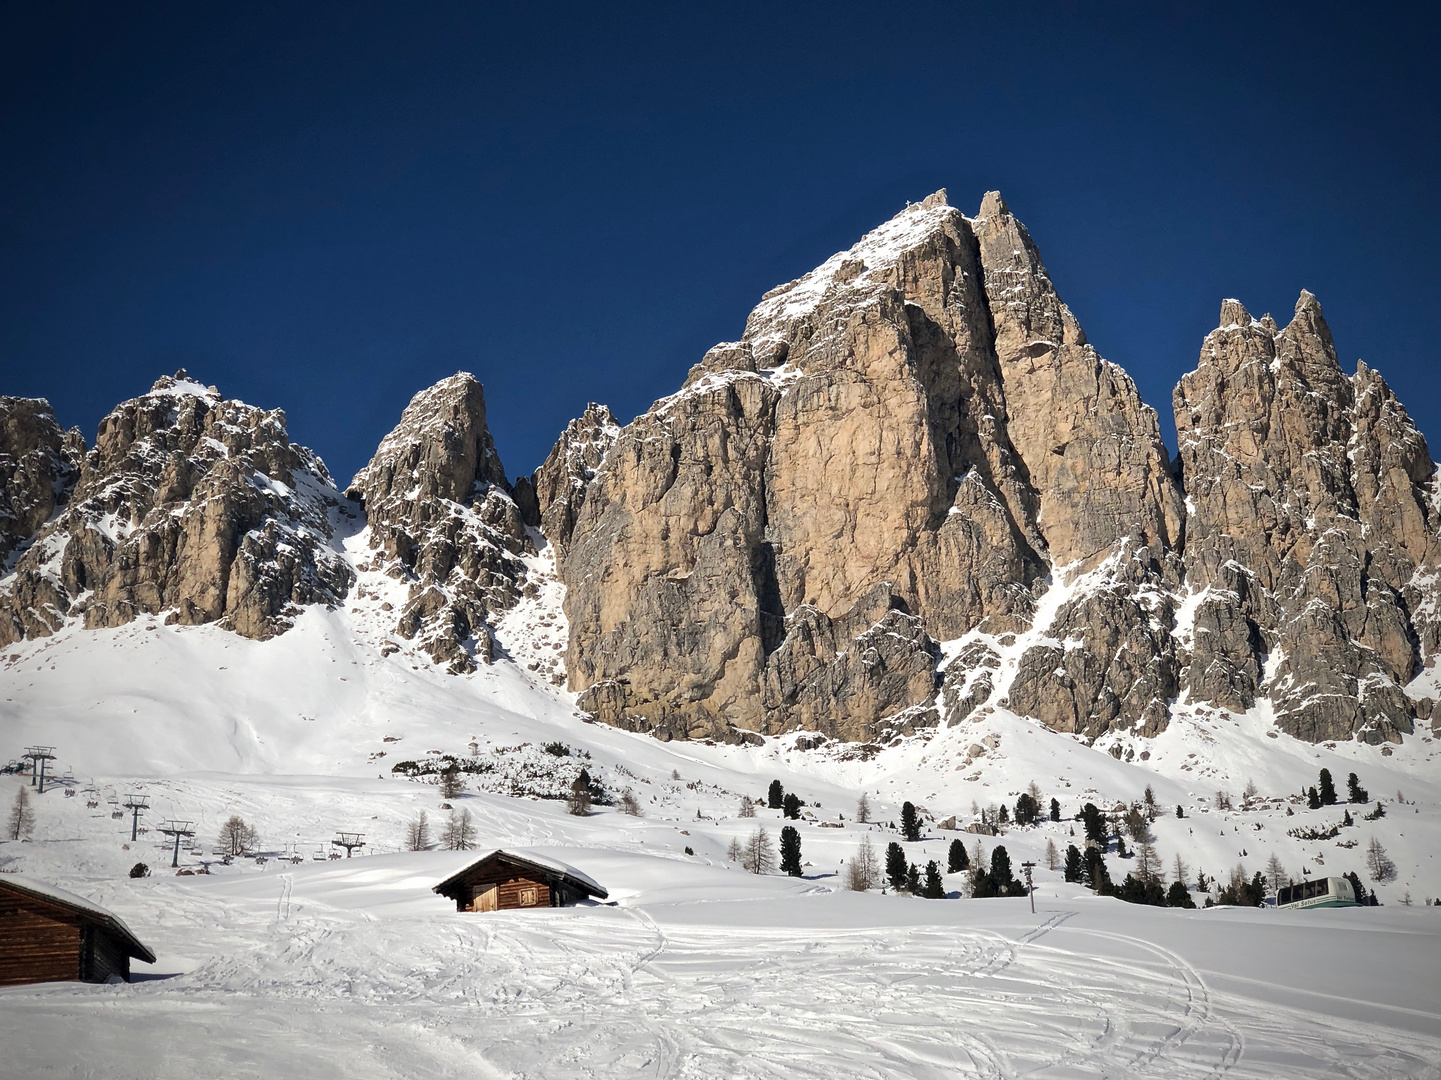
[348,372,532,673]
[0,373,353,646]
[1173,294,1438,743]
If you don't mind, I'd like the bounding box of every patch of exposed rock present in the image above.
[561,190,1185,742]
[1173,294,1439,743]
[0,373,352,645]
[347,373,531,672]
[0,397,84,566]
[526,403,620,572]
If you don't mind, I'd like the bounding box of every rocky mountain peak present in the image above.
[0,374,351,646]
[1175,292,1437,742]
[349,372,530,672]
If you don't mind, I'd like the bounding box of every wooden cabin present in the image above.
[0,876,156,986]
[433,850,607,912]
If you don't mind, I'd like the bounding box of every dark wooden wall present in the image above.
[0,893,82,986]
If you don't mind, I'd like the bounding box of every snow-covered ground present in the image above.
[2,609,1440,1078]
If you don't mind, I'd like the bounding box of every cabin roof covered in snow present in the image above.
[0,875,157,963]
[432,849,608,900]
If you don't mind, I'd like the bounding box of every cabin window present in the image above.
[518,887,538,906]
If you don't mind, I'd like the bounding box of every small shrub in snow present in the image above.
[128,862,150,878]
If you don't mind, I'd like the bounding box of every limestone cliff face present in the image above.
[1173,295,1438,742]
[560,191,1187,742]
[347,373,532,672]
[527,403,620,572]
[0,373,352,645]
[0,397,84,567]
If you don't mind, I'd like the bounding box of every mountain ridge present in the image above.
[1,190,1437,753]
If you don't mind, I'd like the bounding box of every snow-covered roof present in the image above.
[433,849,608,900]
[0,875,157,963]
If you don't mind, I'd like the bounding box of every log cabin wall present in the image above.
[449,862,555,911]
[0,893,83,986]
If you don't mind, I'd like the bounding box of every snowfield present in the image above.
[2,608,1440,1078]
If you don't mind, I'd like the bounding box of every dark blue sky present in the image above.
[2,2,1437,484]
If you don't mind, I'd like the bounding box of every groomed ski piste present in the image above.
[2,587,1440,1078]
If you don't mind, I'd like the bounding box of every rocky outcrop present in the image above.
[0,398,84,566]
[527,403,619,571]
[1173,294,1439,742]
[561,190,1185,741]
[347,373,531,672]
[0,373,352,645]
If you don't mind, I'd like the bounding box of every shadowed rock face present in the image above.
[1174,294,1438,743]
[558,190,1189,743]
[348,372,532,673]
[0,373,353,645]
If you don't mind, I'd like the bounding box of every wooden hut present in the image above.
[0,876,156,986]
[433,850,607,912]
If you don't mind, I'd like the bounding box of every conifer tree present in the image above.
[744,826,776,874]
[7,785,36,841]
[1365,837,1396,882]
[885,841,908,890]
[1264,853,1288,894]
[739,795,756,818]
[905,863,921,895]
[856,792,871,824]
[1318,768,1337,806]
[947,838,969,873]
[1014,792,1039,826]
[439,762,465,800]
[1166,880,1196,908]
[1346,772,1369,804]
[1064,844,1082,882]
[847,835,880,891]
[779,825,802,876]
[1045,838,1059,871]
[1080,803,1107,847]
[997,803,1010,826]
[567,773,592,816]
[727,836,742,863]
[767,780,784,809]
[900,801,920,841]
[782,792,802,820]
[923,860,945,899]
[1049,797,1061,822]
[990,845,1013,888]
[1307,786,1322,809]
[1342,808,1353,827]
[1171,853,1189,889]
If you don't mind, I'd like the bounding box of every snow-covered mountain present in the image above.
[2,191,1440,1078]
